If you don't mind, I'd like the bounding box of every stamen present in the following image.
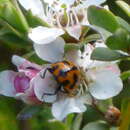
[66,12,70,27]
[72,9,79,24]
[56,14,62,28]
[70,12,74,26]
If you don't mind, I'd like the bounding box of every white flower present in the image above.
[18,0,106,42]
[32,40,123,120]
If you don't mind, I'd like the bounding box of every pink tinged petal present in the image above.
[18,86,42,105]
[18,0,45,19]
[12,55,26,67]
[105,64,120,76]
[14,75,30,93]
[28,26,64,44]
[0,71,16,97]
[88,69,123,100]
[52,96,86,120]
[34,37,65,62]
[66,25,82,40]
[12,55,42,78]
[24,69,39,79]
[33,69,58,103]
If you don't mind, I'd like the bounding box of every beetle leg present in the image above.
[40,68,50,79]
[41,85,61,100]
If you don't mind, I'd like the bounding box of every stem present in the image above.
[119,103,130,130]
[91,97,105,117]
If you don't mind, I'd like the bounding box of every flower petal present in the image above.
[80,0,106,8]
[12,55,42,72]
[88,68,123,99]
[18,0,44,19]
[66,25,82,40]
[12,55,26,67]
[65,44,94,68]
[33,69,58,103]
[34,37,65,62]
[29,26,64,44]
[0,71,16,97]
[52,95,86,120]
[16,86,42,105]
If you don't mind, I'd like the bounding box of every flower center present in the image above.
[44,0,86,28]
[14,75,30,93]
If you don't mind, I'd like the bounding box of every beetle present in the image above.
[40,60,80,97]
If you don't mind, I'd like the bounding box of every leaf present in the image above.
[116,1,130,17]
[71,114,83,130]
[87,6,119,33]
[65,114,75,130]
[120,71,130,80]
[64,43,80,52]
[83,105,102,124]
[0,97,19,130]
[110,127,118,130]
[82,121,110,130]
[107,0,130,23]
[42,121,69,130]
[88,25,112,41]
[17,105,42,120]
[0,19,27,39]
[25,10,50,28]
[91,47,129,61]
[116,16,130,33]
[0,0,9,3]
[0,1,29,33]
[84,34,101,43]
[106,28,130,51]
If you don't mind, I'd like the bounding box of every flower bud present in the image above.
[105,106,121,125]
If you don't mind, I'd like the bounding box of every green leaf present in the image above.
[0,97,19,130]
[107,0,130,23]
[25,10,50,28]
[0,0,9,3]
[116,16,130,32]
[0,1,29,33]
[83,34,101,43]
[0,19,27,39]
[110,127,118,130]
[64,43,80,52]
[87,6,119,33]
[65,114,75,130]
[82,121,110,130]
[88,25,112,41]
[17,105,42,120]
[0,26,10,36]
[71,114,83,130]
[83,105,102,124]
[120,71,130,80]
[42,121,69,130]
[106,28,130,51]
[116,1,130,17]
[91,47,129,61]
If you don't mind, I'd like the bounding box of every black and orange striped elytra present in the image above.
[41,61,80,97]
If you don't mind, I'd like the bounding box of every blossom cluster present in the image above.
[0,0,123,121]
